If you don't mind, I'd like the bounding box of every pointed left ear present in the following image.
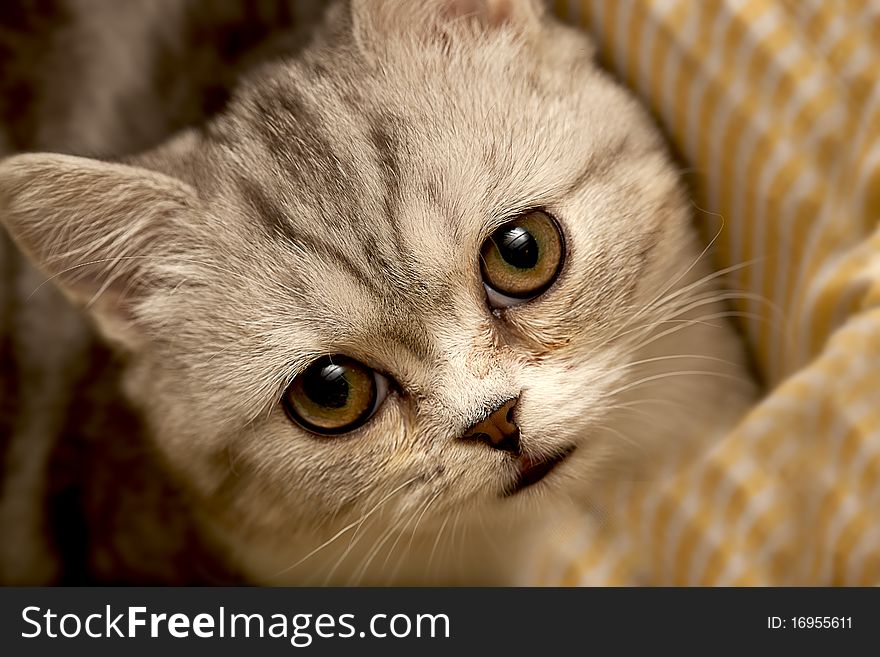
[438,0,544,30]
[0,152,199,342]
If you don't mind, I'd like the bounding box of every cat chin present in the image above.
[197,472,579,586]
[220,521,562,587]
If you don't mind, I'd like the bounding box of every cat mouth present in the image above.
[503,445,576,497]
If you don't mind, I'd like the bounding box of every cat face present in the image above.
[0,0,749,582]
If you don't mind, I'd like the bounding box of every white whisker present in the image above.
[271,475,419,579]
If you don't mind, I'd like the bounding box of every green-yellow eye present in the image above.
[480,210,564,307]
[283,356,388,435]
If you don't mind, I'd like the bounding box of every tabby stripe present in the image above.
[367,116,408,254]
[250,83,346,188]
[237,175,387,298]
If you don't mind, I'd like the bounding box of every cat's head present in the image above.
[0,0,742,582]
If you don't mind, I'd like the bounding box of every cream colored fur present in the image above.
[0,0,754,584]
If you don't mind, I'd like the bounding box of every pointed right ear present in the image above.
[350,0,545,51]
[0,153,198,340]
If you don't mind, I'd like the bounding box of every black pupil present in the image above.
[303,362,350,409]
[495,225,538,269]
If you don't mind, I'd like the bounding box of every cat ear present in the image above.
[0,153,197,341]
[434,0,544,29]
[351,0,544,45]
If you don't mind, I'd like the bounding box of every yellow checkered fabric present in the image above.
[529,0,880,585]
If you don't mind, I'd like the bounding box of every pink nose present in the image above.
[462,398,520,455]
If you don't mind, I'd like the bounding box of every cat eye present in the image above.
[479,210,565,308]
[283,355,389,435]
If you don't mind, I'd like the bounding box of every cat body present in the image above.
[0,0,754,585]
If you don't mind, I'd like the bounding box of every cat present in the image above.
[0,0,755,585]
